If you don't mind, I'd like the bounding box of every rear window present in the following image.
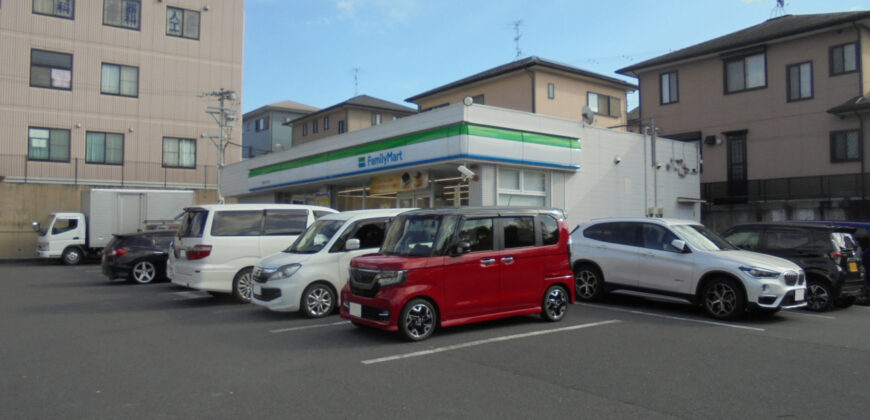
[211,211,263,236]
[541,215,559,245]
[178,210,208,238]
[264,210,309,235]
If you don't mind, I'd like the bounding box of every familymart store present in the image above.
[221,104,701,227]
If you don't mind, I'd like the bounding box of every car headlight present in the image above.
[375,270,408,287]
[269,263,301,281]
[739,266,780,278]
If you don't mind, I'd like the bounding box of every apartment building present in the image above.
[290,95,416,147]
[618,12,870,228]
[242,100,318,158]
[406,56,637,129]
[0,0,243,259]
[0,0,244,188]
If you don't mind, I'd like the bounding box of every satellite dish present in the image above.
[581,106,594,125]
[462,96,474,106]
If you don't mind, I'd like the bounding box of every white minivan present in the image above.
[168,204,337,302]
[251,208,413,317]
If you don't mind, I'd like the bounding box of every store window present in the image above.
[103,0,140,30]
[498,168,547,207]
[166,6,200,40]
[86,131,124,165]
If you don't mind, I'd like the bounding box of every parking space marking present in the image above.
[784,310,836,320]
[361,320,620,365]
[270,321,349,333]
[576,303,765,332]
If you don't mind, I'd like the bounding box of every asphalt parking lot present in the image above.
[3,262,870,419]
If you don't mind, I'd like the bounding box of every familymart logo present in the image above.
[358,150,404,168]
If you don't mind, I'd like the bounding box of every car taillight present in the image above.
[107,248,128,258]
[830,251,842,259]
[186,245,212,260]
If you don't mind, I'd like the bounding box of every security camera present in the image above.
[614,156,621,164]
[457,165,475,178]
[656,163,663,170]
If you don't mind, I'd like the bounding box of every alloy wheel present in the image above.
[237,272,254,301]
[305,287,333,317]
[705,282,737,317]
[404,302,434,339]
[132,261,156,284]
[575,270,598,299]
[545,287,568,319]
[807,283,830,311]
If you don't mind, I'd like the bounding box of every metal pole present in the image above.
[651,117,658,212]
[217,90,225,203]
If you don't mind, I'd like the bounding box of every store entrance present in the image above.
[397,191,431,209]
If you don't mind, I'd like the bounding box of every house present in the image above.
[406,56,637,129]
[242,101,318,158]
[617,11,870,229]
[290,95,417,147]
[0,1,243,258]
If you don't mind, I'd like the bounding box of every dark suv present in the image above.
[722,223,865,311]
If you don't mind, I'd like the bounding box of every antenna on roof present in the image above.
[512,20,523,59]
[352,67,361,96]
[770,0,786,19]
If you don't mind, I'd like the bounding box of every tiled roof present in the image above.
[288,95,416,124]
[828,94,870,115]
[243,100,318,118]
[618,11,870,75]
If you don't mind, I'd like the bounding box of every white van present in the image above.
[251,208,413,317]
[168,204,337,302]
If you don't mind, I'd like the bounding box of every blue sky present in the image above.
[242,0,869,113]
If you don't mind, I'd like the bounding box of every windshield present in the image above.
[381,215,444,257]
[671,224,736,252]
[36,215,54,236]
[285,219,344,253]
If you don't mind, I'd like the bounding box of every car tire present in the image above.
[834,296,856,308]
[805,279,833,312]
[232,267,254,303]
[130,260,158,284]
[61,247,83,266]
[300,282,335,318]
[541,285,568,322]
[398,298,437,341]
[574,264,605,302]
[701,278,745,321]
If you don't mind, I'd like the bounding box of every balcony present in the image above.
[702,173,870,204]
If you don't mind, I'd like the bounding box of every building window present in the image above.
[100,63,138,97]
[471,94,485,105]
[587,92,621,117]
[30,49,72,90]
[33,0,74,19]
[338,120,346,134]
[786,61,813,101]
[166,6,200,40]
[162,137,196,168]
[497,168,547,207]
[830,130,861,163]
[313,120,319,134]
[28,127,70,162]
[323,116,330,130]
[103,0,140,30]
[255,117,269,132]
[830,43,858,75]
[547,83,555,99]
[85,132,124,165]
[660,71,678,104]
[302,123,308,136]
[371,113,382,126]
[724,52,766,93]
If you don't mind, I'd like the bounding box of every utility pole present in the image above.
[201,88,237,203]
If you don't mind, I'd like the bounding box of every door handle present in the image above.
[73,237,80,240]
[480,258,496,266]
[501,256,514,264]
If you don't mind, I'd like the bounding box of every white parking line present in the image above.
[576,303,765,332]
[784,310,836,320]
[361,320,620,365]
[270,321,350,334]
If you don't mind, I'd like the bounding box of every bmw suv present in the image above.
[570,218,806,320]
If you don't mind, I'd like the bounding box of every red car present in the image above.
[340,207,574,341]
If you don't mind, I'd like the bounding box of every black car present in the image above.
[102,230,176,284]
[722,223,865,311]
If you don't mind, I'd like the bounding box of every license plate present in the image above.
[253,284,262,295]
[795,288,805,301]
[349,302,362,318]
[848,261,858,272]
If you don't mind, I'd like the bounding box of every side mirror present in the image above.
[671,239,688,253]
[30,221,40,232]
[345,238,361,251]
[449,241,471,256]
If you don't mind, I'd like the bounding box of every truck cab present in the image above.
[34,212,87,264]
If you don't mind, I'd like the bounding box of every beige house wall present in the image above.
[0,0,243,187]
[533,69,629,128]
[415,73,534,113]
[637,26,868,184]
[292,108,411,146]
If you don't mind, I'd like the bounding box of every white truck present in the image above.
[32,189,196,265]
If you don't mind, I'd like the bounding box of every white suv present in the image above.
[570,218,807,320]
[251,208,412,317]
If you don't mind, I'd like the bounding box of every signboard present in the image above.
[370,171,429,195]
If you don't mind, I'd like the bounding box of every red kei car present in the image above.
[340,207,574,341]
